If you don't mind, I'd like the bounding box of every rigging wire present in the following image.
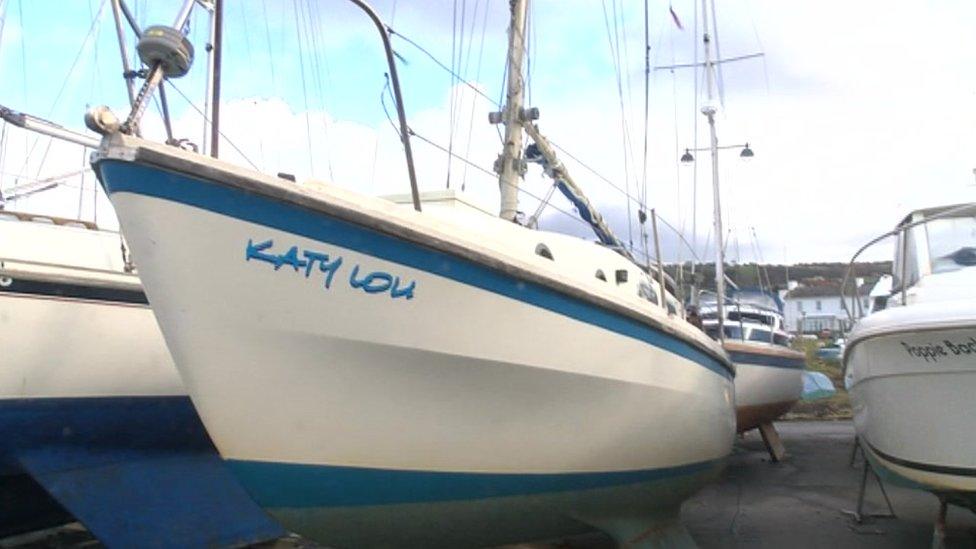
[260,0,277,92]
[459,0,491,191]
[166,82,260,171]
[292,0,315,176]
[17,0,108,177]
[744,0,770,94]
[237,0,254,68]
[446,0,460,189]
[305,1,336,180]
[601,0,634,251]
[389,27,499,108]
[385,16,700,261]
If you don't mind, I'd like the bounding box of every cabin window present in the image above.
[925,215,976,274]
[595,269,607,281]
[704,325,744,341]
[773,333,790,346]
[815,300,822,311]
[748,329,773,343]
[615,269,628,284]
[638,281,659,305]
[535,243,554,260]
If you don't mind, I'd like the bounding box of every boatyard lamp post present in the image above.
[679,140,754,336]
[680,143,754,163]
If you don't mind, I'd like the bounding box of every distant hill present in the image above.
[664,261,892,293]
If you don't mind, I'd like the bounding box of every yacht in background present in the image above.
[700,290,806,437]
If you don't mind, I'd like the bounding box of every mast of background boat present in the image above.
[109,0,137,109]
[700,0,726,341]
[496,0,528,221]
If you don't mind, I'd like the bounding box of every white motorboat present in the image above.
[88,0,736,546]
[700,290,805,433]
[845,203,976,512]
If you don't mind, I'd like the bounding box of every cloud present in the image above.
[4,0,975,270]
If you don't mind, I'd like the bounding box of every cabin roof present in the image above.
[897,202,976,227]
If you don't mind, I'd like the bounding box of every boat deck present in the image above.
[4,422,975,548]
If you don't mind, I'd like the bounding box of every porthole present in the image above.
[535,243,554,260]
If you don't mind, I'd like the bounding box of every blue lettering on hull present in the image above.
[246,238,415,299]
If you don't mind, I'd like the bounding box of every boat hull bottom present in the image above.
[863,443,976,513]
[735,400,798,433]
[239,463,722,548]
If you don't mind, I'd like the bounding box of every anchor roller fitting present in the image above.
[137,26,194,78]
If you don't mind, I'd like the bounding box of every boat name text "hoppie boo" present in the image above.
[245,239,416,300]
[900,337,976,363]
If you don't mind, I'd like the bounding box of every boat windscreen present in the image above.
[926,215,976,274]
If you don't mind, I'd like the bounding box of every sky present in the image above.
[0,0,974,266]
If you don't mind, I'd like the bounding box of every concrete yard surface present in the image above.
[683,421,976,548]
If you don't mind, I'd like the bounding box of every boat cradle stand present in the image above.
[757,422,787,463]
[841,438,896,524]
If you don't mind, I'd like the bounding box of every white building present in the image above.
[783,280,871,334]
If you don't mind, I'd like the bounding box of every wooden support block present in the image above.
[758,422,786,462]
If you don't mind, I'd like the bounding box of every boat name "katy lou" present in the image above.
[245,239,416,300]
[900,337,976,363]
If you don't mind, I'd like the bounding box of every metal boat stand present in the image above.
[849,435,862,467]
[842,448,896,523]
[758,422,786,462]
[932,496,948,549]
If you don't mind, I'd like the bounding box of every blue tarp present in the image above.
[801,371,837,401]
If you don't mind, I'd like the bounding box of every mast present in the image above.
[496,0,529,221]
[701,0,726,340]
[210,0,223,158]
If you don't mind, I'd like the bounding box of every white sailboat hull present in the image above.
[96,143,735,546]
[846,300,976,506]
[0,292,181,401]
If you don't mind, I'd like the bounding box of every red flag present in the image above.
[669,5,684,30]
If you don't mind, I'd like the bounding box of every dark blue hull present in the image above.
[0,396,283,547]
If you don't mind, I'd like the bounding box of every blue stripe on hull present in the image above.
[0,397,284,547]
[98,160,731,380]
[226,458,724,508]
[728,350,805,370]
